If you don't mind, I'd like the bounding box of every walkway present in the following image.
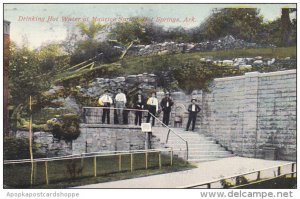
[74,157,293,188]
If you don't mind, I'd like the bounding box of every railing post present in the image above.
[256,171,261,180]
[33,162,37,185]
[186,141,189,161]
[94,156,97,177]
[119,154,122,172]
[130,153,133,172]
[45,161,49,185]
[277,166,281,176]
[145,152,148,169]
[291,163,295,178]
[166,129,171,143]
[170,148,173,166]
[158,151,162,169]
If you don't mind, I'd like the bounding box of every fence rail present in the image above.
[179,162,296,188]
[4,148,178,187]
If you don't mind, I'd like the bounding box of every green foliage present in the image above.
[38,43,70,73]
[109,17,147,44]
[47,114,80,142]
[76,21,106,40]
[54,63,122,86]
[9,43,50,107]
[4,137,45,160]
[220,178,234,188]
[199,8,264,42]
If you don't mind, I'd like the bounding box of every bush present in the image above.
[47,114,80,142]
[4,137,45,160]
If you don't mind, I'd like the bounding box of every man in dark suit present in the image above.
[186,98,201,131]
[160,92,174,126]
[134,88,145,125]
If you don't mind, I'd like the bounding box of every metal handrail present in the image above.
[83,106,149,112]
[179,162,296,188]
[82,106,189,160]
[147,111,189,160]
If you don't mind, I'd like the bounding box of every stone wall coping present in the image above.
[214,70,296,82]
[258,69,296,77]
[80,123,141,130]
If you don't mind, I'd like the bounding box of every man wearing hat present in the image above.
[115,88,127,124]
[146,91,158,126]
[98,89,113,124]
[134,88,145,126]
[186,97,201,131]
[160,91,174,126]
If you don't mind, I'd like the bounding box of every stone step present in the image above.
[167,140,216,144]
[167,144,224,150]
[188,158,222,163]
[188,151,232,155]
[167,135,215,140]
[188,154,235,159]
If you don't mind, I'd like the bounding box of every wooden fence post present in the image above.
[145,152,148,169]
[158,152,162,169]
[45,161,49,185]
[170,148,173,166]
[130,153,133,172]
[256,171,261,180]
[277,166,281,176]
[119,154,122,172]
[94,156,97,177]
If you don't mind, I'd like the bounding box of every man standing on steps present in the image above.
[186,98,201,131]
[134,88,145,126]
[160,91,174,126]
[146,91,158,126]
[115,88,127,124]
[98,89,113,124]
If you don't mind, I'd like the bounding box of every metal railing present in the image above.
[82,107,189,160]
[4,148,176,187]
[179,162,296,188]
[147,111,189,160]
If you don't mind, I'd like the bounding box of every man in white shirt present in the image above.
[98,89,113,124]
[186,98,201,131]
[115,88,127,124]
[146,92,158,126]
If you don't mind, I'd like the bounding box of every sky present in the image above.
[4,4,297,48]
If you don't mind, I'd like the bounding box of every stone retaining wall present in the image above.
[73,124,146,154]
[201,70,296,161]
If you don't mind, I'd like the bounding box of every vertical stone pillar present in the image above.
[4,20,11,137]
[242,72,260,157]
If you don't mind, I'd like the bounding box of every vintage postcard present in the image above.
[2,1,297,197]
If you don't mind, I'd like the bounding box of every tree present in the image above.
[76,20,106,40]
[197,8,263,42]
[109,17,147,59]
[281,8,292,46]
[9,43,46,106]
[67,21,106,64]
[38,43,70,73]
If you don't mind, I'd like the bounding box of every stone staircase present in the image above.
[152,127,234,163]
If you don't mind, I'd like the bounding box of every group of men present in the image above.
[98,88,201,131]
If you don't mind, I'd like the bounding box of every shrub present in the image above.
[4,137,45,160]
[47,114,80,142]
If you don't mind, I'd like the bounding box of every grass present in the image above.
[4,152,195,189]
[53,46,296,84]
[118,46,296,75]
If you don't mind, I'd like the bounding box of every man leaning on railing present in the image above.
[98,89,113,124]
[134,88,146,126]
[115,88,127,124]
[146,91,158,126]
